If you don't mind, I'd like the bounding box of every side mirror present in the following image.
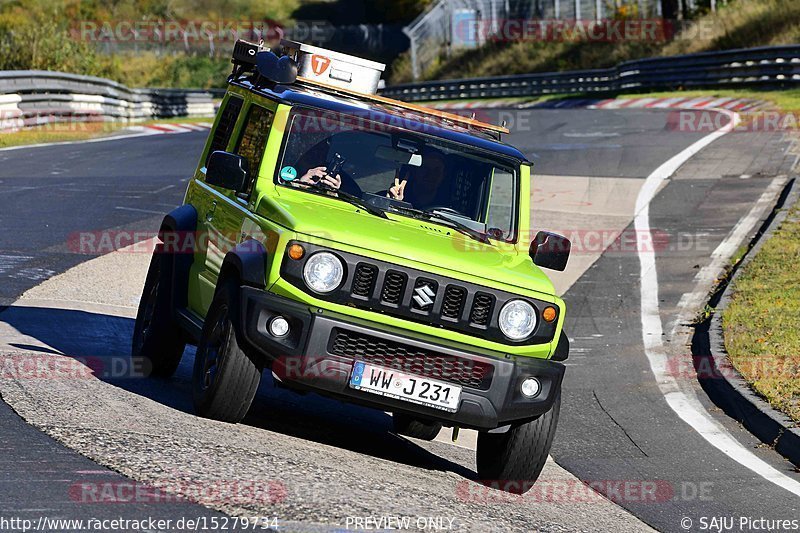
[529,231,571,271]
[206,151,248,192]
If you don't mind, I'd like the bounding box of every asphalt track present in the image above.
[0,107,798,531]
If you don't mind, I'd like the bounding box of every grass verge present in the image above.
[0,116,213,149]
[722,202,800,424]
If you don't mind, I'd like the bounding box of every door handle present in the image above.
[205,200,217,222]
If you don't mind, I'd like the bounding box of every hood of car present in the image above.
[258,189,556,298]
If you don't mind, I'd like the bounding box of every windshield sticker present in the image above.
[280,166,298,181]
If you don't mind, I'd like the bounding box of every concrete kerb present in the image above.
[707,178,800,467]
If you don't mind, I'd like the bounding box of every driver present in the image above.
[387,149,447,209]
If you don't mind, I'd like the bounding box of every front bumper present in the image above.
[239,287,565,431]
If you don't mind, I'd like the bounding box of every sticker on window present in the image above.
[280,166,298,181]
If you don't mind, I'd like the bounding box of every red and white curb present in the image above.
[428,101,518,110]
[0,121,214,152]
[588,96,769,112]
[427,96,770,112]
[135,122,212,135]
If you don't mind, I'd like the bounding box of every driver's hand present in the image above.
[299,166,341,190]
[387,178,407,200]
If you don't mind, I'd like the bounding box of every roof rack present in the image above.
[295,76,510,138]
[228,39,509,139]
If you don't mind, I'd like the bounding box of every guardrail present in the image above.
[0,70,219,131]
[381,45,800,102]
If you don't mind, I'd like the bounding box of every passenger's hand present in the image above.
[299,166,341,190]
[387,178,406,200]
[320,172,341,190]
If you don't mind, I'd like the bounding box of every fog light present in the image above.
[521,377,541,398]
[268,316,290,337]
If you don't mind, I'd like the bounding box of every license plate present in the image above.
[349,362,462,412]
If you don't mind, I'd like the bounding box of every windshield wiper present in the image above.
[299,182,388,219]
[388,205,491,244]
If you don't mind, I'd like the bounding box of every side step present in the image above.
[175,308,203,344]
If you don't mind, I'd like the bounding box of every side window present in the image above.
[205,95,243,166]
[486,168,515,241]
[234,104,274,198]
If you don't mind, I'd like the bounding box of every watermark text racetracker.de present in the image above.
[70,479,286,506]
[457,479,713,504]
[455,228,711,255]
[67,228,713,256]
[666,353,799,382]
[0,354,152,380]
[452,18,719,44]
[669,109,800,134]
[73,19,333,46]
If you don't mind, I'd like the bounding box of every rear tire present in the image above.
[131,248,186,378]
[392,413,442,441]
[475,394,561,494]
[192,278,261,423]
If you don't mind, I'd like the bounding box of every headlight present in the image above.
[499,300,537,340]
[303,252,344,293]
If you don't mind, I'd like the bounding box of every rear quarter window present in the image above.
[205,95,244,166]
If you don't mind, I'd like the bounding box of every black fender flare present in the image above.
[552,330,569,362]
[219,239,269,364]
[219,239,269,290]
[158,204,197,311]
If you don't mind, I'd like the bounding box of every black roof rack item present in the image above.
[230,39,297,86]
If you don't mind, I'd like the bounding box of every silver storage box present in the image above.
[281,40,385,94]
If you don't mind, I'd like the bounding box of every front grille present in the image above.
[352,263,378,298]
[330,329,494,390]
[441,285,467,320]
[280,240,559,345]
[470,292,495,327]
[381,270,407,306]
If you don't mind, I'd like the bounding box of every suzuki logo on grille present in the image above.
[413,284,436,309]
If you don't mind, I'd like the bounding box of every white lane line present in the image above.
[151,184,177,195]
[634,110,800,496]
[114,206,165,215]
[0,131,161,153]
[670,177,787,338]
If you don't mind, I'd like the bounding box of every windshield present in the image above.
[275,108,519,242]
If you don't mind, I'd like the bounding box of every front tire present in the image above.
[475,394,561,494]
[132,248,186,378]
[392,413,442,441]
[192,278,261,423]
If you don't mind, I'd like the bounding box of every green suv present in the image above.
[133,40,571,492]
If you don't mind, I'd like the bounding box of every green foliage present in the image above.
[0,0,116,77]
[392,0,800,83]
[292,0,429,24]
[0,0,295,88]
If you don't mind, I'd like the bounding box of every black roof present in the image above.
[229,78,529,163]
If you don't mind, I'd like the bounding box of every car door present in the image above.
[187,93,244,315]
[194,100,277,313]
